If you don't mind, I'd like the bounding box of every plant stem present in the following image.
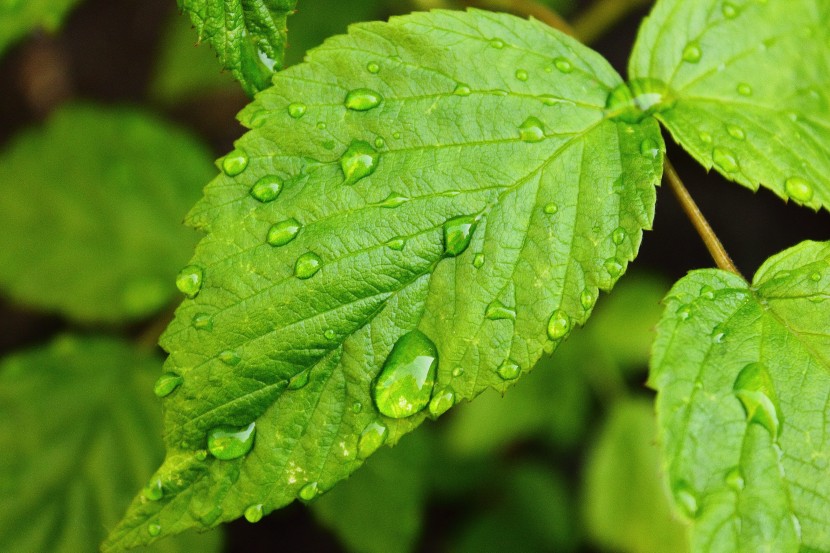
[663,158,743,278]
[571,0,652,44]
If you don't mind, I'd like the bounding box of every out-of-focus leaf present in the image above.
[0,0,82,55]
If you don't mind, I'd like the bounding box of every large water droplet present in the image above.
[244,504,264,523]
[295,252,322,279]
[682,42,702,63]
[250,175,283,203]
[287,103,307,119]
[612,227,627,245]
[580,289,595,310]
[547,309,571,340]
[299,482,319,501]
[519,116,545,143]
[497,360,521,380]
[267,218,301,247]
[222,149,249,176]
[485,300,516,321]
[143,477,163,501]
[673,481,699,518]
[443,215,477,257]
[553,57,573,73]
[606,79,673,122]
[428,387,455,418]
[207,422,256,460]
[288,369,310,390]
[713,147,739,173]
[341,141,379,185]
[785,177,813,202]
[193,313,213,330]
[733,362,782,438]
[372,330,438,418]
[345,88,383,111]
[358,421,388,458]
[153,372,183,398]
[176,265,203,298]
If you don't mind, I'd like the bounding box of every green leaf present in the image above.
[629,0,830,211]
[105,9,663,549]
[582,398,689,553]
[0,104,213,322]
[0,0,82,56]
[649,240,830,552]
[0,335,223,553]
[178,0,297,96]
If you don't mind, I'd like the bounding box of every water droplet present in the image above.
[358,421,388,458]
[428,387,455,418]
[250,175,283,202]
[737,83,753,96]
[373,193,409,208]
[295,252,322,279]
[606,79,673,122]
[453,83,472,96]
[580,289,595,310]
[219,350,241,365]
[682,42,702,63]
[372,330,438,418]
[341,141,379,185]
[810,272,822,282]
[193,313,213,330]
[727,125,746,140]
[515,69,528,81]
[713,147,739,173]
[195,449,208,461]
[148,522,161,537]
[543,202,558,215]
[324,329,337,341]
[640,138,660,157]
[722,2,738,18]
[345,88,383,111]
[726,467,745,491]
[222,149,249,176]
[367,62,380,74]
[734,362,782,437]
[443,215,477,257]
[604,258,623,277]
[699,131,713,144]
[553,57,573,73]
[386,237,406,251]
[538,94,561,106]
[473,253,485,268]
[497,360,521,380]
[244,504,264,523]
[489,38,505,49]
[785,177,813,202]
[288,369,310,390]
[317,122,327,130]
[547,309,571,340]
[267,218,301,247]
[612,227,627,245]
[299,482,319,501]
[207,422,256,460]
[176,265,203,298]
[673,481,699,518]
[352,401,362,413]
[519,116,545,143]
[143,477,163,501]
[153,372,183,398]
[677,305,691,320]
[700,285,715,300]
[374,137,385,149]
[287,102,307,119]
[452,367,464,377]
[392,131,402,139]
[485,300,516,321]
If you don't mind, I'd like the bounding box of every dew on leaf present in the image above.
[373,193,409,208]
[722,2,738,18]
[640,138,660,157]
[153,372,183,398]
[374,137,385,149]
[677,305,691,320]
[515,69,528,81]
[606,79,673,122]
[546,309,571,340]
[358,421,388,458]
[785,177,814,202]
[485,300,516,321]
[324,329,337,341]
[473,253,485,268]
[207,422,256,460]
[317,122,327,130]
[553,57,573,73]
[489,38,505,48]
[737,83,753,96]
[713,147,739,173]
[699,131,713,144]
[682,42,702,63]
[428,387,455,418]
[443,215,477,257]
[726,125,746,140]
[299,482,319,501]
[612,227,627,245]
[580,289,595,310]
[725,467,745,491]
[148,523,161,537]
[352,401,362,413]
[340,140,379,185]
[497,360,521,380]
[250,175,283,202]
[267,218,301,247]
[673,481,699,518]
[733,362,783,438]
[386,237,406,251]
[244,504,264,523]
[810,272,822,282]
[366,62,380,73]
[371,330,438,418]
[195,449,208,461]
[543,202,558,215]
[222,149,249,176]
[700,285,715,300]
[518,116,545,143]
[193,313,213,330]
[143,477,163,501]
[604,258,623,277]
[452,367,464,377]
[345,88,383,111]
[176,265,203,298]
[453,83,472,96]
[295,252,323,279]
[219,350,241,365]
[288,369,310,390]
[287,103,307,119]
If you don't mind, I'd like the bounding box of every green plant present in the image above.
[0,0,827,552]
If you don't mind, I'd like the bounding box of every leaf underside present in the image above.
[650,240,830,552]
[178,0,298,96]
[631,0,830,211]
[105,9,663,549]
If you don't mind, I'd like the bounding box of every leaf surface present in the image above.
[178,0,297,96]
[0,0,82,55]
[630,0,830,211]
[0,336,223,553]
[650,240,830,552]
[0,104,212,322]
[105,9,663,548]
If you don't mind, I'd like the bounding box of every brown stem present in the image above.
[664,158,743,278]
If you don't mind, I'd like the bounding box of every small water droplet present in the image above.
[580,289,595,310]
[473,253,485,268]
[612,227,627,245]
[195,449,208,461]
[148,522,161,537]
[604,258,623,277]
[219,350,240,366]
[543,202,558,215]
[372,330,438,418]
[428,387,455,417]
[673,481,699,518]
[785,177,813,202]
[176,265,203,298]
[374,137,385,149]
[288,369,310,390]
[538,94,561,106]
[453,83,472,96]
[734,362,782,438]
[392,131,402,139]
[547,309,571,340]
[153,372,183,398]
[810,272,822,282]
[341,141,379,185]
[515,69,528,81]
[358,421,388,458]
[143,477,163,501]
[287,103,307,119]
[352,401,363,413]
[519,116,545,142]
[317,122,327,130]
[700,285,715,300]
[373,193,409,208]
[640,138,660,157]
[726,125,746,140]
[485,300,516,321]
[324,329,337,341]
[299,482,319,501]
[726,467,745,491]
[682,42,702,63]
[386,237,406,251]
[553,57,573,73]
[267,218,302,247]
[345,88,383,111]
[250,175,283,203]
[737,83,753,96]
[713,147,739,173]
[244,504,264,523]
[443,215,477,257]
[222,149,249,176]
[699,131,713,144]
[677,305,691,320]
[295,252,322,279]
[207,422,256,460]
[722,2,738,18]
[497,360,521,380]
[367,62,380,74]
[489,38,505,49]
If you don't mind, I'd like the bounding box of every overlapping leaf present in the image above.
[650,240,830,552]
[105,9,663,549]
[0,0,82,55]
[630,0,830,211]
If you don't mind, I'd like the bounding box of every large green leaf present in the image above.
[629,0,830,211]
[0,336,223,553]
[178,0,297,96]
[0,104,212,322]
[650,240,830,552]
[104,9,663,549]
[0,0,82,55]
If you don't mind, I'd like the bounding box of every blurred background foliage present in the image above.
[1,0,825,551]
